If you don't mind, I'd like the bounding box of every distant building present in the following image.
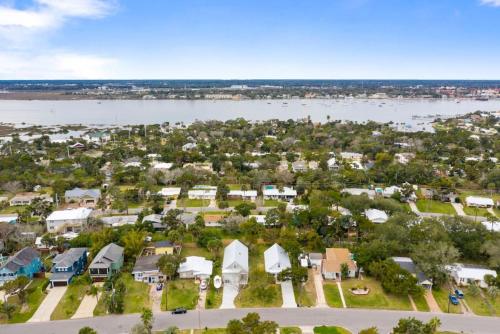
[364,209,389,224]
[227,190,257,201]
[448,263,497,288]
[46,208,93,233]
[0,214,18,224]
[9,192,53,206]
[262,185,297,201]
[465,196,494,208]
[392,257,433,289]
[157,187,181,199]
[101,215,138,228]
[188,185,217,200]
[64,187,101,207]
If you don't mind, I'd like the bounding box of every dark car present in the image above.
[171,308,187,314]
[156,283,163,291]
[449,294,459,305]
[454,289,464,299]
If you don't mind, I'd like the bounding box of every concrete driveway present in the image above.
[72,293,100,319]
[220,284,238,309]
[281,281,297,308]
[313,270,327,308]
[28,286,67,322]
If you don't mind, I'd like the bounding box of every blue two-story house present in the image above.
[0,247,42,286]
[50,247,88,287]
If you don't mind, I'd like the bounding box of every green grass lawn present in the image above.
[94,275,151,315]
[462,287,500,316]
[432,285,462,314]
[341,277,412,310]
[416,200,456,215]
[234,244,282,308]
[179,330,226,334]
[281,328,302,334]
[3,278,49,324]
[177,198,209,207]
[206,260,223,309]
[323,282,343,308]
[462,206,491,217]
[225,199,248,207]
[0,205,25,214]
[162,280,199,311]
[294,270,316,307]
[50,282,89,320]
[412,293,430,312]
[181,243,212,258]
[314,326,352,334]
[263,199,285,207]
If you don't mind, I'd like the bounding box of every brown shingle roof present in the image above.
[323,248,356,273]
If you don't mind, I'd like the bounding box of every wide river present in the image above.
[0,98,498,130]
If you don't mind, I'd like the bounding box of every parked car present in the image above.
[156,283,163,291]
[454,289,464,299]
[449,294,459,305]
[200,280,207,290]
[171,307,187,314]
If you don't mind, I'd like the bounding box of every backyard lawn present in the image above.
[263,199,285,207]
[323,282,343,308]
[50,282,89,320]
[416,200,456,215]
[281,328,303,334]
[162,280,199,311]
[2,278,49,324]
[462,206,491,217]
[314,326,352,334]
[95,274,150,315]
[181,242,212,258]
[294,269,317,307]
[234,244,282,308]
[432,285,462,314]
[462,286,500,316]
[341,277,412,310]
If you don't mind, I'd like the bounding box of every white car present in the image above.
[200,280,208,290]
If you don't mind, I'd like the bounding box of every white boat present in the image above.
[213,275,222,289]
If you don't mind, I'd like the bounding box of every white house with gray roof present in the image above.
[65,187,101,207]
[222,240,248,286]
[264,243,291,277]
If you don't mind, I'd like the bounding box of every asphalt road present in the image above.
[1,308,499,334]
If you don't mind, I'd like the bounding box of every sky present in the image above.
[0,0,499,80]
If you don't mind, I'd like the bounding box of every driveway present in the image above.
[220,284,238,309]
[72,292,100,319]
[150,284,163,313]
[197,288,207,310]
[281,281,297,308]
[451,203,466,216]
[313,270,327,308]
[28,286,67,322]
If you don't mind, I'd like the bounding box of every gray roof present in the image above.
[309,253,323,260]
[50,271,75,282]
[392,257,431,285]
[132,255,161,272]
[89,243,123,269]
[154,240,174,248]
[142,214,162,224]
[1,247,39,273]
[178,212,197,225]
[65,187,101,199]
[52,248,87,269]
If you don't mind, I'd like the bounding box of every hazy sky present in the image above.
[0,0,499,79]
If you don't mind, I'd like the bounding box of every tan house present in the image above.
[322,248,357,281]
[9,192,53,206]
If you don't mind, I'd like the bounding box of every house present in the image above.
[222,240,248,286]
[0,214,18,224]
[322,248,357,280]
[342,188,376,199]
[152,162,173,172]
[262,185,297,201]
[227,190,258,201]
[101,215,138,228]
[465,196,494,208]
[327,157,338,170]
[364,209,389,224]
[188,185,217,200]
[84,131,111,143]
[481,221,500,232]
[50,248,88,287]
[448,263,497,288]
[392,257,433,289]
[46,208,92,233]
[291,160,308,173]
[249,215,266,225]
[308,253,323,269]
[88,243,124,282]
[182,162,213,173]
[157,187,181,199]
[178,212,197,228]
[9,192,53,206]
[0,247,42,286]
[142,214,165,231]
[132,255,164,283]
[152,240,179,255]
[264,244,291,277]
[178,256,213,280]
[182,142,197,151]
[64,188,101,207]
[340,152,363,161]
[395,153,415,165]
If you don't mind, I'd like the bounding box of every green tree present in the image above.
[0,302,16,320]
[79,327,98,334]
[226,312,278,334]
[358,327,379,334]
[207,238,223,257]
[411,241,459,286]
[392,317,441,334]
[340,263,349,280]
[157,254,180,281]
[141,308,154,334]
[121,229,146,259]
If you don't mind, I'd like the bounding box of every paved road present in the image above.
[2,308,500,334]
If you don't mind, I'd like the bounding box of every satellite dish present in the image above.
[213,275,222,289]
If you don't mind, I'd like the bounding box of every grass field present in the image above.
[314,326,352,334]
[0,205,25,214]
[281,328,303,334]
[323,282,343,308]
[234,244,282,308]
[462,287,500,316]
[162,280,199,311]
[416,200,456,215]
[341,277,412,310]
[2,278,49,324]
[177,198,209,207]
[181,242,212,258]
[432,285,462,314]
[94,274,150,315]
[412,293,430,312]
[263,199,285,207]
[462,206,491,217]
[294,269,316,307]
[50,282,88,320]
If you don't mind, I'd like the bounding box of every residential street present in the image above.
[2,307,500,334]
